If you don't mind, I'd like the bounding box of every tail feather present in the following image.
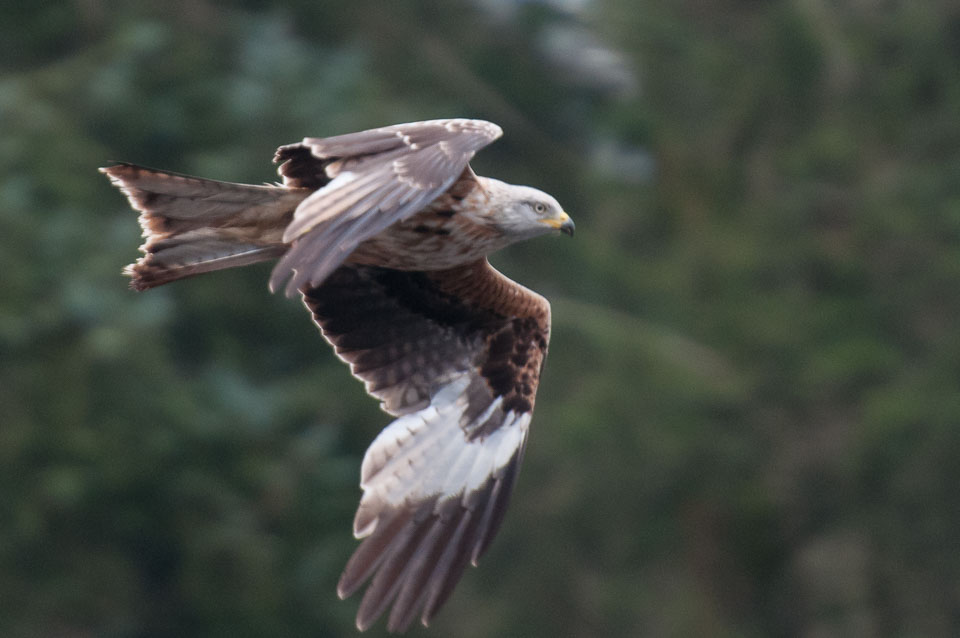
[101,163,308,290]
[121,234,287,291]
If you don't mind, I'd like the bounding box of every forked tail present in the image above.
[100,163,309,290]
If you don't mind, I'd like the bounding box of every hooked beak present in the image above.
[541,211,575,237]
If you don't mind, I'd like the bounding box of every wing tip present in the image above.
[482,119,504,141]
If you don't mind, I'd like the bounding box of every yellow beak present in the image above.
[541,211,575,236]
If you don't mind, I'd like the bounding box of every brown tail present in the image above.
[100,163,309,290]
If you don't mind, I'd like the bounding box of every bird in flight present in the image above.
[101,118,574,632]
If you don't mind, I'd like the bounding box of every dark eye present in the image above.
[534,202,546,214]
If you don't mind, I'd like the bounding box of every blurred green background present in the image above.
[4,1,960,636]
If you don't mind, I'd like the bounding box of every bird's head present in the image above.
[482,180,575,242]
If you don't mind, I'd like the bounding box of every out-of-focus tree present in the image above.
[2,1,960,636]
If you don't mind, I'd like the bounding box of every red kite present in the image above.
[101,119,573,632]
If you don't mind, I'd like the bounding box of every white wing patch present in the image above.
[353,375,530,539]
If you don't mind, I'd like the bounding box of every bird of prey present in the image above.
[100,118,574,632]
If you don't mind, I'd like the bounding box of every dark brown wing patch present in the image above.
[304,266,493,415]
[303,260,549,418]
[475,316,547,433]
[274,143,336,190]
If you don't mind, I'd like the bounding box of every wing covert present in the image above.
[271,119,502,295]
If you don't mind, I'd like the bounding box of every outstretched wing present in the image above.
[271,119,503,295]
[301,259,551,632]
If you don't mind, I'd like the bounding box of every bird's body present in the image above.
[101,118,572,632]
[346,177,516,272]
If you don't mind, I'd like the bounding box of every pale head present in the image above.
[474,177,575,243]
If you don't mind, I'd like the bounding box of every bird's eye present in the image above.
[534,202,546,214]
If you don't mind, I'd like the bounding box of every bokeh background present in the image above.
[4,1,960,636]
